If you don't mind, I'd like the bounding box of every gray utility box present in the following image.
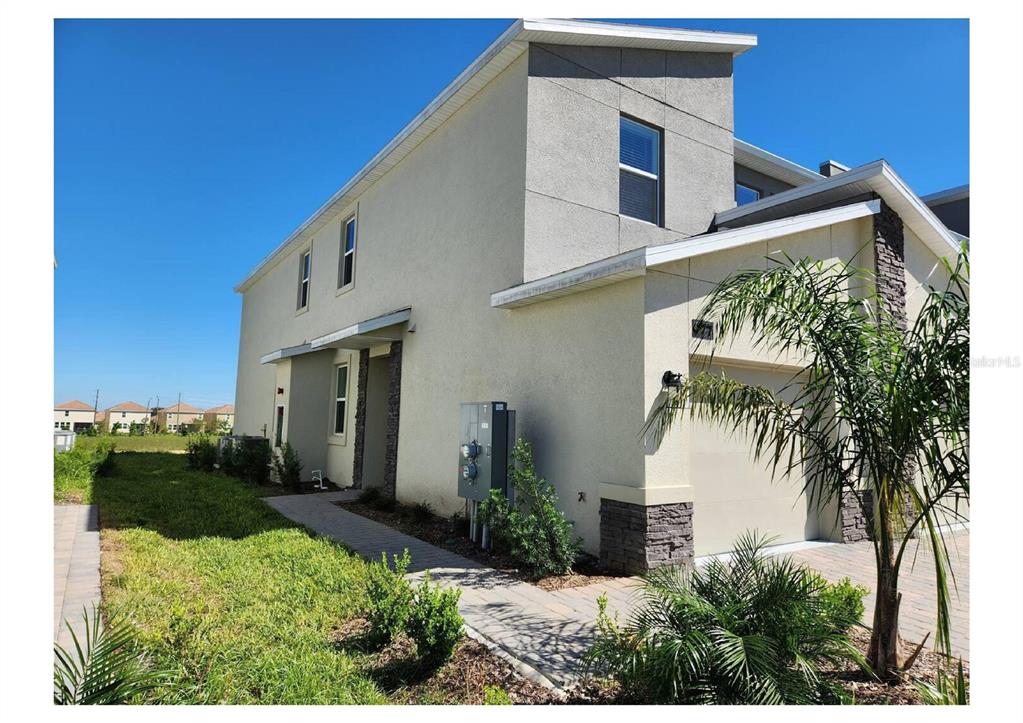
[458,401,515,502]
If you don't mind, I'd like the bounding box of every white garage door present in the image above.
[690,362,818,557]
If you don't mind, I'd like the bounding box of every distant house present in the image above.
[203,404,235,432]
[154,402,202,432]
[54,400,95,432]
[101,401,150,433]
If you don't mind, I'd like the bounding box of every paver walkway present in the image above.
[266,492,970,687]
[54,505,102,650]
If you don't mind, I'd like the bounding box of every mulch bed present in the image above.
[333,618,560,704]
[821,626,969,705]
[335,498,623,591]
[255,479,344,497]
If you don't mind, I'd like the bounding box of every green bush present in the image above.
[483,685,513,705]
[54,440,116,501]
[363,550,414,649]
[185,433,218,471]
[478,438,580,578]
[408,502,434,523]
[358,487,381,505]
[272,442,303,490]
[817,576,868,633]
[586,532,862,704]
[407,573,463,666]
[229,438,271,486]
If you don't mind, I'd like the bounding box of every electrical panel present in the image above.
[458,401,515,503]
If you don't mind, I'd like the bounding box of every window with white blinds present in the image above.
[619,116,662,225]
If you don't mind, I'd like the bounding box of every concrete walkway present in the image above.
[266,492,970,688]
[54,505,102,650]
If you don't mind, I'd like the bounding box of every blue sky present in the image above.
[54,18,968,409]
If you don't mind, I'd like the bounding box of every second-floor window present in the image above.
[735,182,762,206]
[338,216,356,290]
[619,116,662,225]
[297,250,311,310]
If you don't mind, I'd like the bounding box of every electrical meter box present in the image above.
[458,401,515,502]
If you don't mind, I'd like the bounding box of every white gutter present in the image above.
[259,343,312,365]
[733,139,822,186]
[490,201,880,309]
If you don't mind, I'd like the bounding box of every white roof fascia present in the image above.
[490,248,647,309]
[235,19,757,293]
[260,343,312,365]
[490,201,879,309]
[309,307,412,349]
[646,200,880,267]
[734,139,823,187]
[920,184,969,206]
[716,160,959,258]
[519,18,757,55]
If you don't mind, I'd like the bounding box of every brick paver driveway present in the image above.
[783,529,969,659]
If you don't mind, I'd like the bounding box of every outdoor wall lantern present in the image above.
[661,370,683,388]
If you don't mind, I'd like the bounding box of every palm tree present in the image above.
[645,247,969,680]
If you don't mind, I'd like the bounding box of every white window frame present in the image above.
[332,363,350,438]
[619,116,663,226]
[296,248,311,312]
[337,215,357,294]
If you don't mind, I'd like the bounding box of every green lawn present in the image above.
[78,433,193,453]
[95,453,387,704]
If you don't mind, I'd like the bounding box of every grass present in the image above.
[78,433,193,453]
[96,453,387,704]
[54,441,115,504]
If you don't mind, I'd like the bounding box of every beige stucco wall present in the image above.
[105,411,149,432]
[54,409,95,428]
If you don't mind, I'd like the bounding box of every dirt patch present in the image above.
[336,499,623,591]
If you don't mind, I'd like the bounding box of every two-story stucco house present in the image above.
[203,404,235,433]
[99,401,150,433]
[154,402,202,433]
[232,19,964,573]
[54,400,96,432]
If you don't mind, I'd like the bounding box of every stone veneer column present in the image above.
[351,348,370,489]
[839,199,915,542]
[600,498,694,575]
[382,340,403,500]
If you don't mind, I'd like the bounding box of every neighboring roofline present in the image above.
[235,19,757,293]
[490,200,880,309]
[733,139,822,187]
[920,183,969,206]
[714,159,960,259]
[54,400,94,411]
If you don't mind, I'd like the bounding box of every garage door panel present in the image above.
[690,362,817,557]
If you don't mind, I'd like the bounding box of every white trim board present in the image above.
[490,201,880,309]
[234,19,757,293]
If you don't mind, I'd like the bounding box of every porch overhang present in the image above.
[259,307,412,364]
[310,307,412,350]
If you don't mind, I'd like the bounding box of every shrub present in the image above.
[54,605,171,704]
[483,685,513,705]
[358,487,381,505]
[408,502,434,524]
[359,486,395,512]
[915,659,968,705]
[185,433,218,471]
[817,576,868,633]
[407,573,463,666]
[272,442,303,490]
[230,438,271,486]
[478,438,580,578]
[586,532,863,704]
[363,549,414,649]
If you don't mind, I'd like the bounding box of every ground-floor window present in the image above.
[333,364,349,436]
